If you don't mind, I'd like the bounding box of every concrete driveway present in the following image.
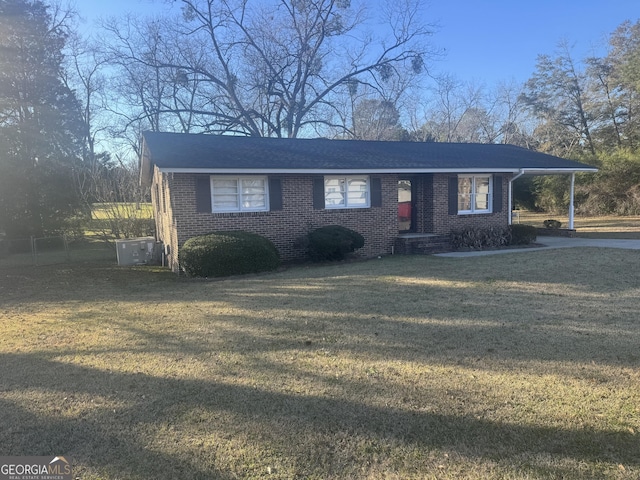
[435,236,640,258]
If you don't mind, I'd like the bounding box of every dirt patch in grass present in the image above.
[1,249,639,479]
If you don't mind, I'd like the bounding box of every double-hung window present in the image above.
[324,176,370,209]
[211,176,268,212]
[458,175,492,214]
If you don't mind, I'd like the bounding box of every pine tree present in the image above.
[0,0,83,237]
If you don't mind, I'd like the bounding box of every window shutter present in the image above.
[371,177,382,207]
[195,176,212,213]
[269,177,283,211]
[448,176,458,215]
[313,177,325,209]
[493,175,503,213]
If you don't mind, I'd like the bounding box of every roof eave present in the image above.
[157,167,522,175]
[155,167,598,175]
[139,138,154,186]
[519,167,599,175]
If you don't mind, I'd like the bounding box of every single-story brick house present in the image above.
[140,132,597,272]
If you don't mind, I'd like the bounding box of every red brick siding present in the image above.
[153,171,512,273]
[420,174,434,233]
[152,168,179,270]
[429,174,511,234]
[154,173,398,272]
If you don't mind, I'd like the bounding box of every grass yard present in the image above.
[84,203,155,243]
[1,249,639,479]
[516,212,640,239]
[90,203,153,220]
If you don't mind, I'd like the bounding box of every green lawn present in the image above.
[90,203,153,220]
[0,249,638,479]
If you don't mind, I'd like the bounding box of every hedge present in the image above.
[307,225,365,261]
[180,231,280,277]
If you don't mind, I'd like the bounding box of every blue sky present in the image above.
[426,0,639,84]
[75,0,638,85]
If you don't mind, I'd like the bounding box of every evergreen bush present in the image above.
[180,231,280,277]
[307,225,365,261]
[510,224,538,245]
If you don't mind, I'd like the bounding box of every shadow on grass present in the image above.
[2,249,640,477]
[0,352,637,479]
[577,231,640,240]
[2,249,639,371]
[2,247,638,301]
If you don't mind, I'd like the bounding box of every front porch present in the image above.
[393,170,586,256]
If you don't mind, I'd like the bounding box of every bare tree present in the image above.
[90,157,152,241]
[521,41,597,156]
[585,57,624,149]
[61,23,154,237]
[491,80,532,146]
[351,98,403,140]
[596,20,640,149]
[412,75,487,142]
[62,33,114,214]
[101,15,181,134]
[100,0,435,138]
[406,75,534,146]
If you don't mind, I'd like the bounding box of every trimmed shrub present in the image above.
[450,226,511,250]
[510,224,537,245]
[180,231,280,277]
[307,225,365,261]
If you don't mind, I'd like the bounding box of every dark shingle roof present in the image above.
[141,132,596,180]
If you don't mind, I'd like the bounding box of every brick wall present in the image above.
[430,174,511,234]
[154,172,399,272]
[153,170,513,273]
[152,168,179,270]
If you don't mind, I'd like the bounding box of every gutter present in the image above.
[156,166,598,176]
[157,167,523,175]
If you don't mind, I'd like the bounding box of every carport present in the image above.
[508,170,596,230]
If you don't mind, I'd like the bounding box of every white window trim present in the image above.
[210,176,269,213]
[458,175,492,214]
[324,175,371,209]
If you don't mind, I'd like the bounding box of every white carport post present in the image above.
[569,172,575,230]
[508,170,525,225]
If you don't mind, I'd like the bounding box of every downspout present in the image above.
[508,170,526,225]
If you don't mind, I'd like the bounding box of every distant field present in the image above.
[515,212,640,238]
[91,202,153,220]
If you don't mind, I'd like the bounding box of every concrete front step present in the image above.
[394,234,452,254]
